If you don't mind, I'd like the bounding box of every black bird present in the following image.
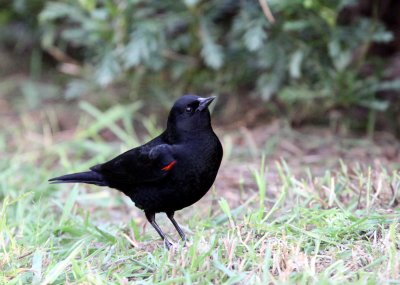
[49,95,223,249]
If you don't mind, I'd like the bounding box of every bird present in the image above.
[49,95,223,249]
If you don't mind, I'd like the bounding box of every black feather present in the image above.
[48,171,107,186]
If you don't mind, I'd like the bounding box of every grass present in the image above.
[1,101,400,284]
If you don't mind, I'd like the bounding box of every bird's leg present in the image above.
[145,211,172,249]
[166,212,186,241]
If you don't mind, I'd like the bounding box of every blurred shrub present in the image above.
[3,0,400,126]
[0,0,63,107]
[0,0,45,51]
[38,0,399,108]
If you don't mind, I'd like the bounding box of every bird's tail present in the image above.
[49,171,107,186]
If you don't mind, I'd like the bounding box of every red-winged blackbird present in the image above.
[49,95,223,249]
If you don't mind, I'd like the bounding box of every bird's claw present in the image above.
[164,239,173,250]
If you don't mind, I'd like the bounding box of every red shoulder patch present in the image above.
[161,160,177,171]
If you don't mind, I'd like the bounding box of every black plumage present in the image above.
[49,95,223,248]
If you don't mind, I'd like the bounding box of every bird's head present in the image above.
[167,95,216,132]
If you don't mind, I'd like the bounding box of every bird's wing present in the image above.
[90,144,176,186]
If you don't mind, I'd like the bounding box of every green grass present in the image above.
[1,103,400,284]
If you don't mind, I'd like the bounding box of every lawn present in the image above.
[1,102,400,284]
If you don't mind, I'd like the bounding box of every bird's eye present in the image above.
[185,106,193,113]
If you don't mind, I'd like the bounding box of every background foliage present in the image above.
[1,0,400,132]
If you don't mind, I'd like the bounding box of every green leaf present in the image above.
[218,198,232,221]
[39,2,85,23]
[59,185,79,226]
[31,249,43,284]
[42,241,85,285]
[95,52,121,86]
[183,0,200,7]
[244,20,267,52]
[78,0,96,12]
[200,21,224,70]
[124,29,159,68]
[359,100,389,111]
[289,50,303,79]
[65,80,91,99]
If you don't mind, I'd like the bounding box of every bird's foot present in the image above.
[164,239,173,250]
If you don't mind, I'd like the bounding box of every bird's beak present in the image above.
[196,96,216,112]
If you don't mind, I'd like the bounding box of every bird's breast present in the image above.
[169,135,222,204]
[131,132,222,213]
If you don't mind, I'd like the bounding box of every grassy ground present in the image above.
[1,100,400,284]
